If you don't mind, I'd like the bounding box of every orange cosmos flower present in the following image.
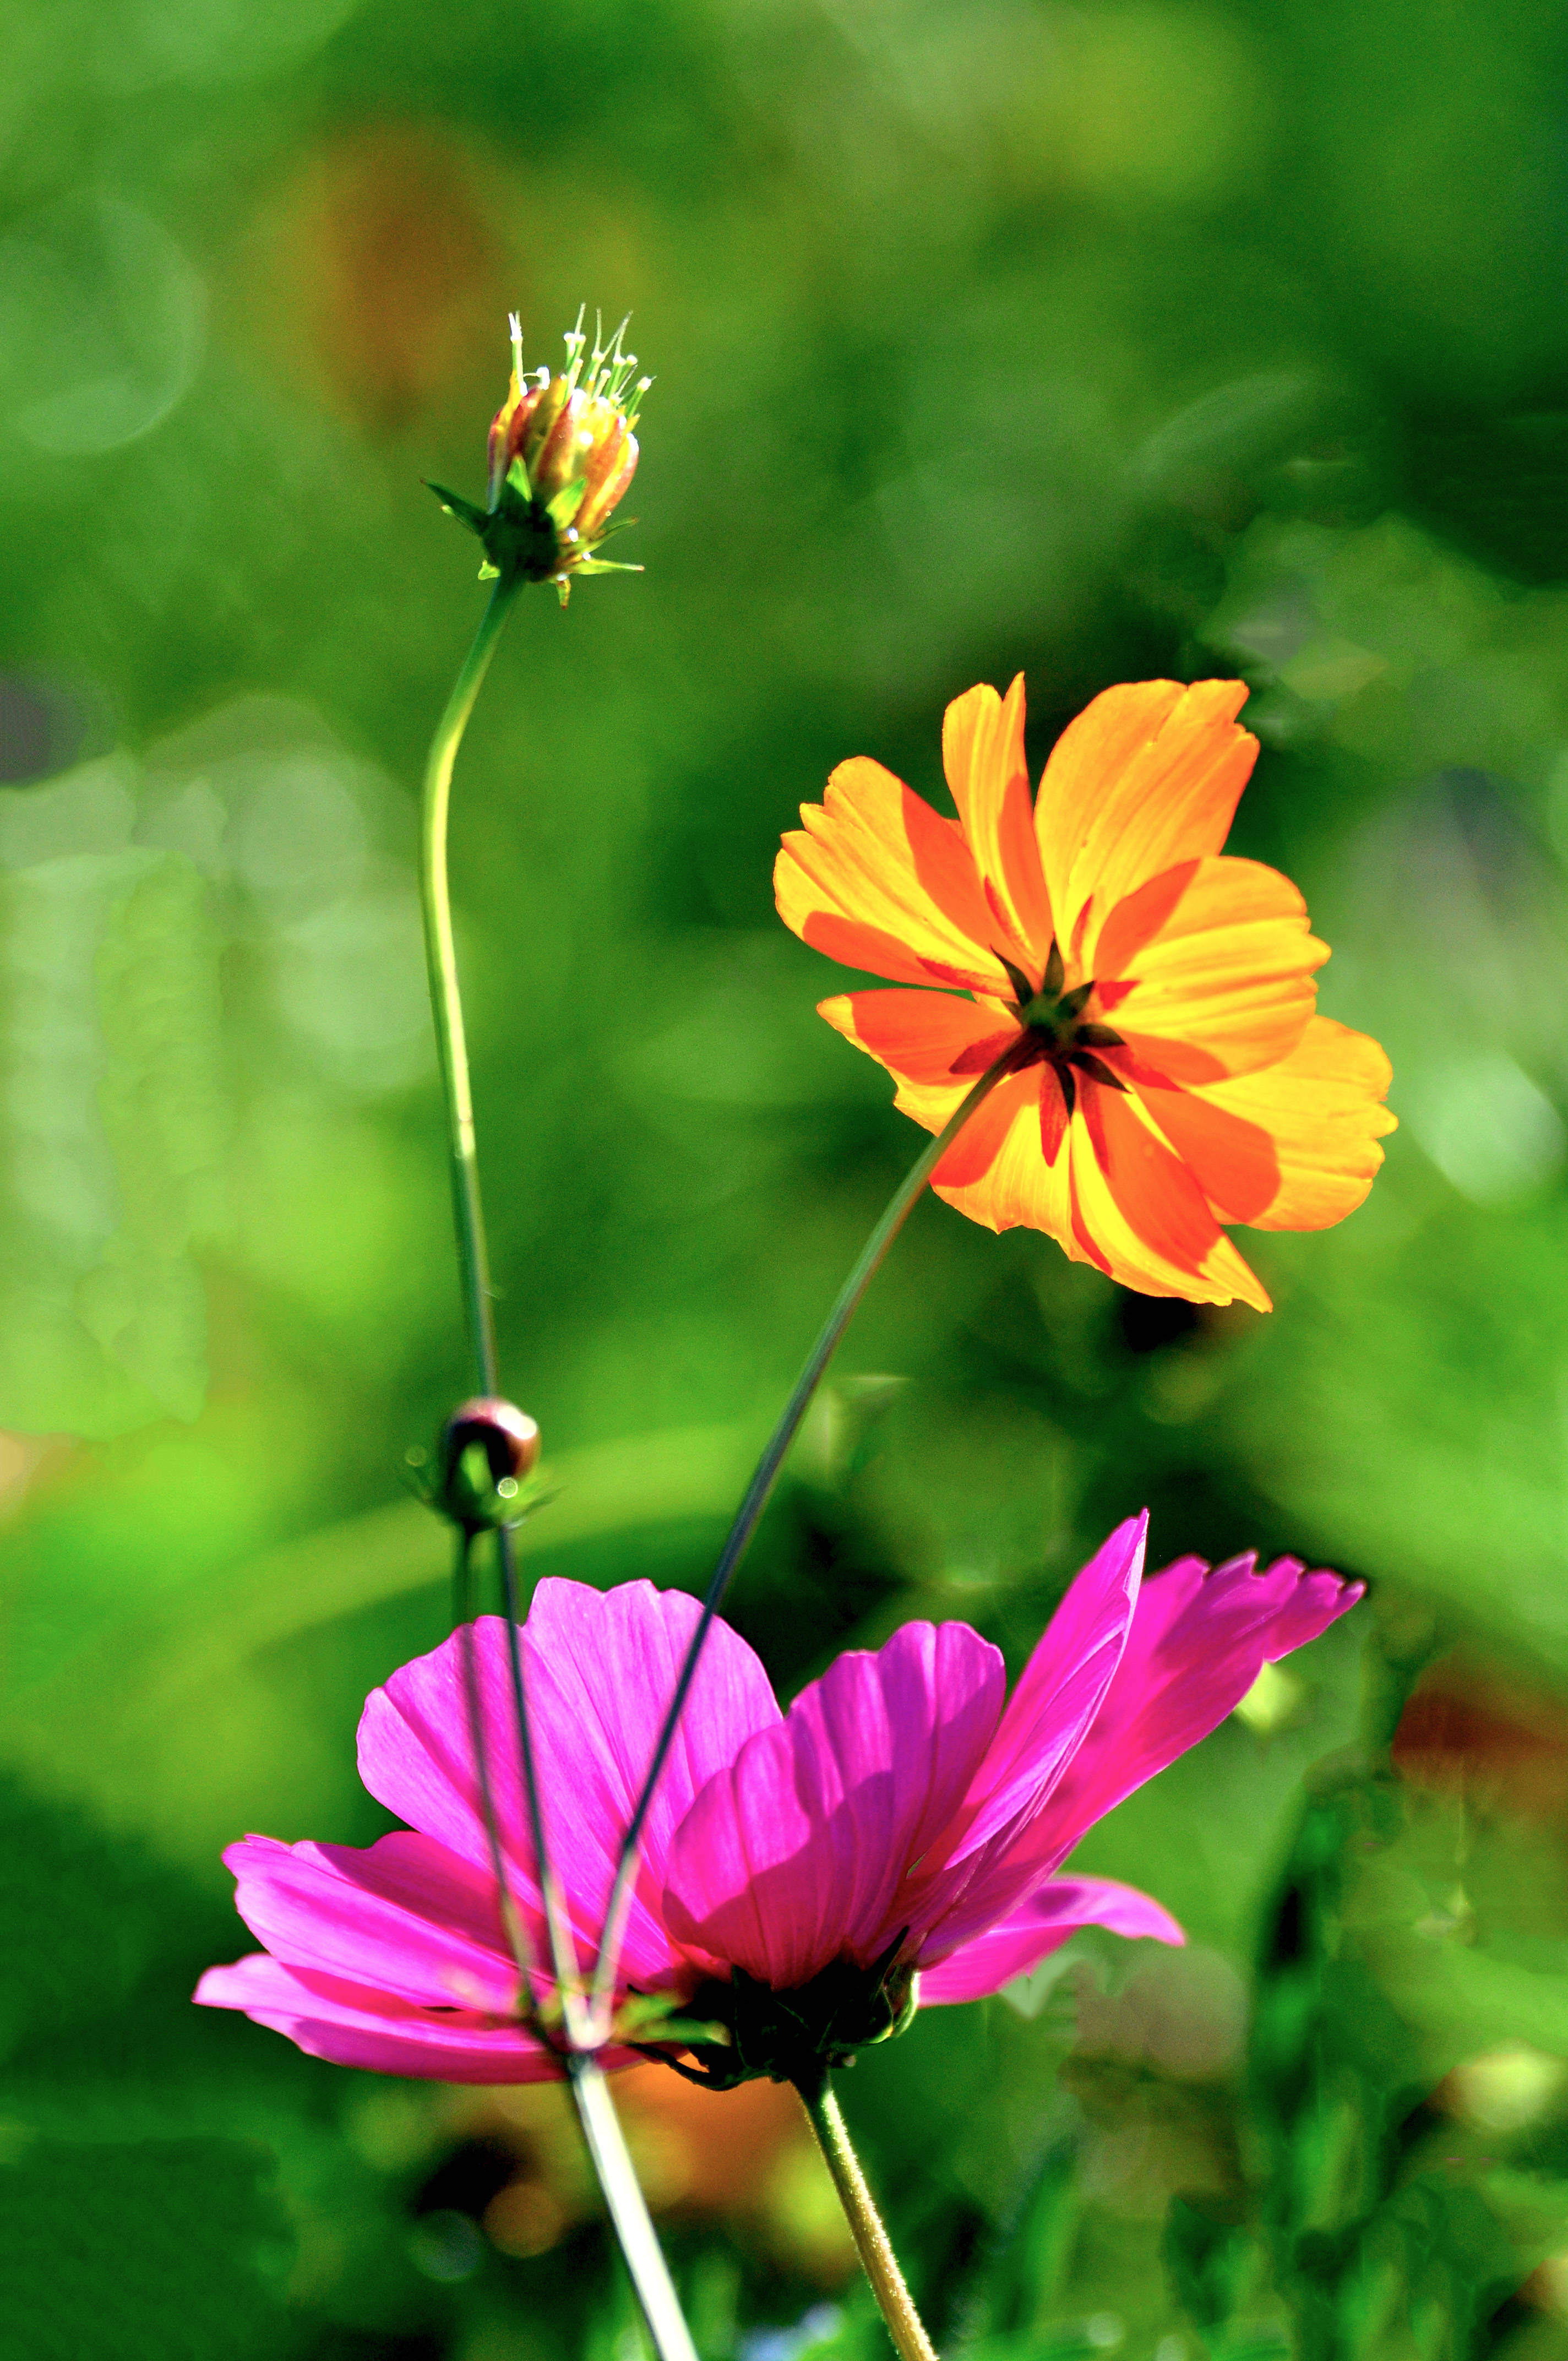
[775,676,1395,1312]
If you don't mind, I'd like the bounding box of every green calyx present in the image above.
[998,942,1127,1116]
[426,475,564,588]
[424,471,645,607]
[647,1938,920,2093]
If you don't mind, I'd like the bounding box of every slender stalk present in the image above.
[796,2075,936,2361]
[421,573,522,1395]
[452,1528,538,1999]
[420,579,694,2361]
[571,2059,701,2361]
[588,1058,1011,2030]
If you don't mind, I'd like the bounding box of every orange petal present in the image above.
[1140,1016,1396,1231]
[1069,1085,1272,1311]
[818,989,1022,1088]
[1036,680,1257,973]
[942,676,1054,978]
[932,1068,1083,1239]
[776,758,1008,991]
[1093,856,1325,1082]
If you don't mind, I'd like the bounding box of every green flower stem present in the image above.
[421,581,695,2361]
[421,575,578,2007]
[420,574,521,1396]
[588,1058,1011,2033]
[571,2058,700,2361]
[452,1527,538,1995]
[796,2074,937,2361]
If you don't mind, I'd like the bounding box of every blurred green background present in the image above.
[6,0,1568,2354]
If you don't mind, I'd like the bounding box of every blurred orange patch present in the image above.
[254,123,518,432]
[1392,1656,1568,1819]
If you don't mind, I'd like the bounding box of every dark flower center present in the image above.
[999,941,1126,1116]
[643,1940,918,2092]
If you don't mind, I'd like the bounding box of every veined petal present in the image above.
[357,1584,780,1985]
[943,677,1054,976]
[776,757,1010,992]
[1036,681,1257,973]
[1142,1016,1397,1229]
[950,1515,1146,1855]
[661,1623,1006,1990]
[906,1518,1144,1952]
[930,1067,1081,1243]
[916,1551,1359,1958]
[818,988,1022,1089]
[1070,1084,1273,1312]
[1009,1553,1364,1873]
[1093,857,1325,1083]
[224,1830,521,2011]
[194,1952,583,2083]
[919,1876,1183,2003]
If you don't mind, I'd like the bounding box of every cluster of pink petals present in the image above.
[195,1517,1359,2081]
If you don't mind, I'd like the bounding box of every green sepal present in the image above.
[545,477,587,529]
[477,559,500,580]
[424,479,488,536]
[505,453,532,501]
[571,557,645,576]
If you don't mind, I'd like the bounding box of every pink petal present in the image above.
[661,1621,1006,1989]
[1037,1552,1363,1852]
[921,1553,1360,1955]
[193,1952,586,2082]
[355,1581,781,1984]
[899,1516,1146,1952]
[224,1830,522,2012]
[954,1514,1147,1852]
[919,1875,1184,2004]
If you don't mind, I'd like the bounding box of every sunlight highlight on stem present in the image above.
[797,2074,937,2361]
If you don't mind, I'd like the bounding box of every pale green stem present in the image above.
[797,2075,937,2361]
[420,576,520,1395]
[587,1057,1012,2033]
[420,581,695,2361]
[571,2059,700,2361]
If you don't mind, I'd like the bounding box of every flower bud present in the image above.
[437,1396,541,1531]
[431,311,650,606]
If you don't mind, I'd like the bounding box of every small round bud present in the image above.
[434,1397,541,1531]
[441,1396,541,1484]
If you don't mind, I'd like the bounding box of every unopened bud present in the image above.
[437,1396,541,1531]
[429,309,649,606]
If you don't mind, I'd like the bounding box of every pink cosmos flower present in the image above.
[195,1516,1359,2087]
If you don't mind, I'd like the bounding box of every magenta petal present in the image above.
[355,1581,780,1984]
[225,1831,522,2011]
[919,1875,1184,2004]
[955,1513,1147,1853]
[1035,1553,1363,1855]
[922,1553,1360,1958]
[662,1621,1006,1988]
[194,1952,581,2082]
[899,1516,1146,1952]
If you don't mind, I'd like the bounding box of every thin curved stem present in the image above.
[588,1058,1011,2031]
[421,574,522,1395]
[421,581,694,2361]
[796,2074,936,2361]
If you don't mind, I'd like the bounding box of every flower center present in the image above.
[999,943,1126,1114]
[646,1945,919,2092]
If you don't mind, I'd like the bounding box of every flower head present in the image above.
[429,311,649,605]
[194,1521,1359,2087]
[775,677,1396,1310]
